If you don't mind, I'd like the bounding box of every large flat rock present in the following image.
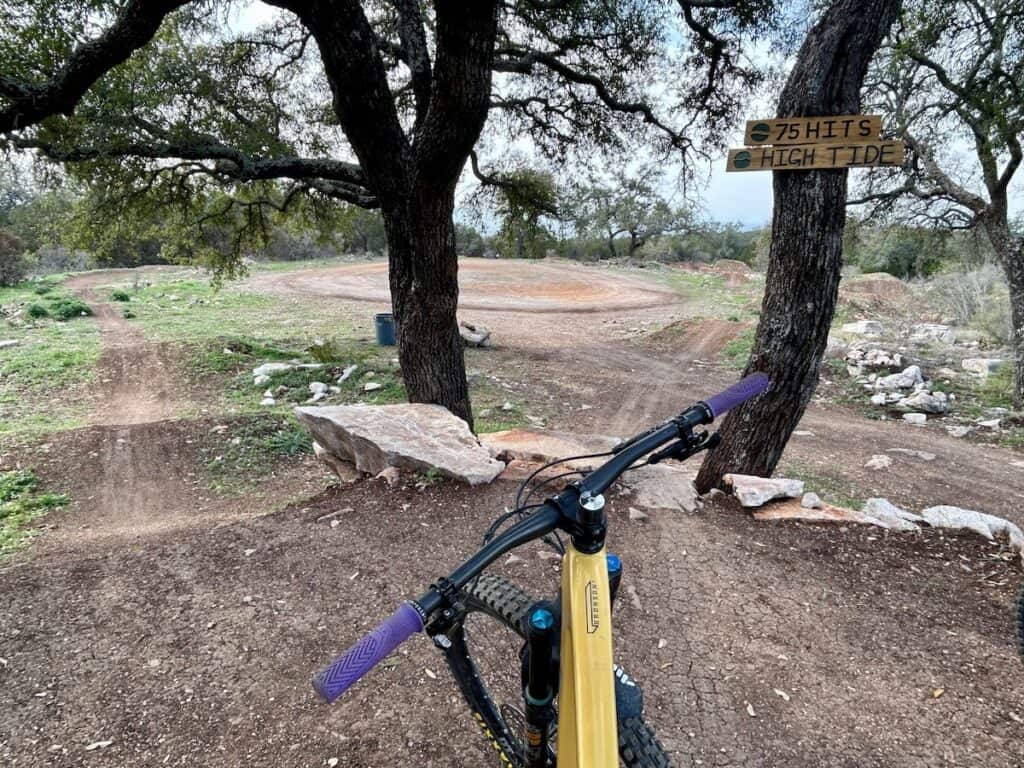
[620,463,700,513]
[296,404,504,486]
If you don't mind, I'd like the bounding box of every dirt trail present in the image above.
[247,258,1024,520]
[66,269,187,426]
[24,270,201,547]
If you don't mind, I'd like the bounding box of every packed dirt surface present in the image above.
[65,269,187,426]
[3,479,1022,767]
[246,258,679,313]
[3,259,1023,767]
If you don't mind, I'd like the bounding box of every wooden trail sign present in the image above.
[726,140,905,172]
[726,114,904,173]
[743,115,882,146]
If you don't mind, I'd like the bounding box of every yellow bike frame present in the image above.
[556,542,618,767]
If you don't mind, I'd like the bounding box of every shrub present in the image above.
[47,297,92,321]
[925,264,1005,325]
[971,287,1013,344]
[26,302,49,319]
[307,338,347,363]
[0,229,28,287]
[32,283,53,295]
[122,308,136,319]
[110,289,131,302]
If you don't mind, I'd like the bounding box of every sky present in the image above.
[230,2,1021,230]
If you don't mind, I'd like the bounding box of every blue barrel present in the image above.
[374,312,396,346]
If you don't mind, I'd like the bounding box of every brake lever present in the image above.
[647,431,721,465]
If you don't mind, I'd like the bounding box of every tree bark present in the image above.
[296,0,497,427]
[385,188,472,426]
[696,0,901,492]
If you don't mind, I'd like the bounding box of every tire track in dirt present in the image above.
[43,270,213,545]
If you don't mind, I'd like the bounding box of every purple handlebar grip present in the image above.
[313,602,424,703]
[704,372,770,419]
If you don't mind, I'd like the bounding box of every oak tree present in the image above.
[1,0,768,427]
[696,0,902,490]
[855,0,1024,406]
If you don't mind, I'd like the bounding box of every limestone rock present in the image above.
[977,418,1001,430]
[911,323,956,345]
[723,474,804,508]
[753,498,876,525]
[479,429,619,471]
[0,339,19,349]
[295,403,504,485]
[363,382,382,392]
[902,413,927,426]
[874,365,924,391]
[861,498,923,532]
[801,492,823,510]
[313,441,361,483]
[309,381,329,395]
[628,507,649,522]
[961,358,1003,377]
[459,320,492,347]
[621,463,700,513]
[945,425,972,438]
[338,364,358,383]
[920,505,1024,560]
[841,320,884,337]
[895,390,948,414]
[253,362,293,378]
[864,454,893,471]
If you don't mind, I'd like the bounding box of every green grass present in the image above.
[101,276,367,345]
[0,281,102,436]
[721,326,756,369]
[658,269,763,320]
[183,334,408,417]
[198,414,313,495]
[0,469,69,557]
[778,459,863,510]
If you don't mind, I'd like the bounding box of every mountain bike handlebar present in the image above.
[312,372,770,702]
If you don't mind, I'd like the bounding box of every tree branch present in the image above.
[0,0,190,134]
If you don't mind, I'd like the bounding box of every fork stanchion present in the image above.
[524,603,557,768]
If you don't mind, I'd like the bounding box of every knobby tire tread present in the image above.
[451,572,674,767]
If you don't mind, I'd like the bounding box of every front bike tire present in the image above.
[442,572,673,767]
[1016,580,1024,663]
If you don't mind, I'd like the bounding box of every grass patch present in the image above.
[0,281,102,436]
[658,268,763,320]
[721,326,756,369]
[110,289,132,302]
[0,469,69,557]
[112,276,367,346]
[198,414,313,495]
[184,334,407,416]
[779,460,863,510]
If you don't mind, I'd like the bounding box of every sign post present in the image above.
[726,114,904,173]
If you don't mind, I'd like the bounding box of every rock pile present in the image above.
[720,476,1024,562]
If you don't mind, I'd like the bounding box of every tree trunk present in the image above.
[385,187,473,427]
[696,0,901,492]
[982,213,1024,408]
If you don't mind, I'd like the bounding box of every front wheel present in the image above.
[441,572,674,767]
[1016,581,1024,663]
